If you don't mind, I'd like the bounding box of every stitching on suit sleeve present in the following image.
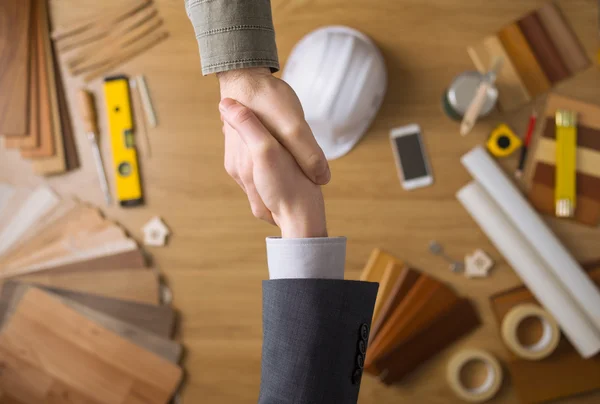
[204,58,279,69]
[197,25,275,39]
[186,0,218,9]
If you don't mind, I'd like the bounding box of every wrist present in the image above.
[279,211,328,239]
[217,67,271,88]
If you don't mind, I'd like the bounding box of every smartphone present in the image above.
[390,124,434,190]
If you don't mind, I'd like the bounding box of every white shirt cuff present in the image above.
[266,237,346,280]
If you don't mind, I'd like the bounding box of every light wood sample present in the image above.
[371,261,405,325]
[0,288,182,403]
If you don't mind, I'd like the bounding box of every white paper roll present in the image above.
[457,182,600,358]
[462,147,600,332]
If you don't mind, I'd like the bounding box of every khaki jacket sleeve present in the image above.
[185,0,280,75]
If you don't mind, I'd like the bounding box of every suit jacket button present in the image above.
[360,323,369,341]
[358,339,366,355]
[352,368,363,385]
[357,354,364,369]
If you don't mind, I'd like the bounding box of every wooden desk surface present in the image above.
[1,0,599,402]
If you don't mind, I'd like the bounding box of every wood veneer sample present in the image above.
[3,3,39,150]
[360,248,398,282]
[20,0,54,158]
[370,298,480,384]
[0,288,182,403]
[365,275,459,366]
[537,2,590,74]
[370,267,421,341]
[31,249,147,274]
[542,117,600,150]
[498,23,551,97]
[544,94,600,130]
[468,36,530,111]
[0,284,181,363]
[533,162,600,200]
[518,12,570,83]
[529,181,600,227]
[54,46,79,171]
[372,261,405,325]
[0,281,174,337]
[30,0,67,175]
[535,137,600,178]
[489,268,600,404]
[0,0,32,135]
[11,269,160,304]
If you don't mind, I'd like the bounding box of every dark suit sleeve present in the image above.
[259,279,378,404]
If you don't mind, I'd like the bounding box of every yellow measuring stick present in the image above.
[104,76,143,207]
[555,110,577,218]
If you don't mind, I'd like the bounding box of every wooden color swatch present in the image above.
[498,23,550,97]
[30,0,67,175]
[0,0,32,135]
[468,35,530,111]
[370,298,480,384]
[20,0,55,159]
[544,94,600,130]
[518,12,570,83]
[371,261,405,325]
[537,2,590,74]
[11,269,160,304]
[0,288,182,403]
[530,181,600,226]
[370,267,421,341]
[0,184,15,217]
[489,266,600,404]
[33,249,147,274]
[54,46,79,171]
[535,137,600,178]
[3,3,39,150]
[0,284,181,364]
[360,248,398,282]
[0,281,174,337]
[365,275,459,368]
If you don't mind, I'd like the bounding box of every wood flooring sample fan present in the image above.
[0,288,182,404]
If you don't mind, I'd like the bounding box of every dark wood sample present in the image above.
[0,280,175,338]
[370,298,480,384]
[518,12,570,83]
[542,117,600,150]
[533,162,600,200]
[0,0,32,135]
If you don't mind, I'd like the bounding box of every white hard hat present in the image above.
[283,26,387,160]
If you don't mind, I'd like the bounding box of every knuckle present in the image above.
[306,151,327,173]
[255,142,278,161]
[223,159,237,177]
[250,203,267,220]
[232,106,255,126]
[281,122,303,140]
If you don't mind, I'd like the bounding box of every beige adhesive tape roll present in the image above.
[501,303,560,360]
[447,349,503,403]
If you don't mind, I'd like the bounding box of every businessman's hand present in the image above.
[218,67,331,186]
[220,98,327,239]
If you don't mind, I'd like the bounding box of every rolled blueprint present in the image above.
[461,147,600,332]
[457,182,600,358]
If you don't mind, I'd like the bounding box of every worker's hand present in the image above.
[217,67,331,185]
[219,98,327,239]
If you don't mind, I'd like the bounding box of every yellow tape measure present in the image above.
[486,124,522,158]
[555,110,577,218]
[104,76,143,207]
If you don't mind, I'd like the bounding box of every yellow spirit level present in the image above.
[555,110,577,218]
[104,75,143,207]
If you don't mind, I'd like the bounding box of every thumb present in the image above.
[219,98,274,155]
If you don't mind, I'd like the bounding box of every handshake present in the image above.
[218,67,330,238]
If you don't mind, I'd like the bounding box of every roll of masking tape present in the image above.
[446,349,503,403]
[501,303,560,360]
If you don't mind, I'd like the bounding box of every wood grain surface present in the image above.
[498,23,551,97]
[489,267,600,404]
[0,287,182,403]
[0,0,32,135]
[1,0,599,403]
[0,280,175,337]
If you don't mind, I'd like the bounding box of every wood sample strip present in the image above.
[468,35,530,111]
[31,248,147,275]
[0,0,32,135]
[12,269,161,304]
[0,186,59,257]
[360,248,398,282]
[529,181,600,226]
[518,12,570,83]
[3,2,39,150]
[365,275,459,367]
[537,2,590,74]
[533,162,600,200]
[498,23,551,97]
[0,184,15,217]
[535,137,600,178]
[0,281,174,337]
[371,298,480,384]
[20,0,54,159]
[0,288,182,403]
[544,94,600,131]
[30,0,66,175]
[489,268,600,404]
[372,261,405,325]
[0,188,31,232]
[370,267,421,341]
[54,47,79,171]
[541,117,600,150]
